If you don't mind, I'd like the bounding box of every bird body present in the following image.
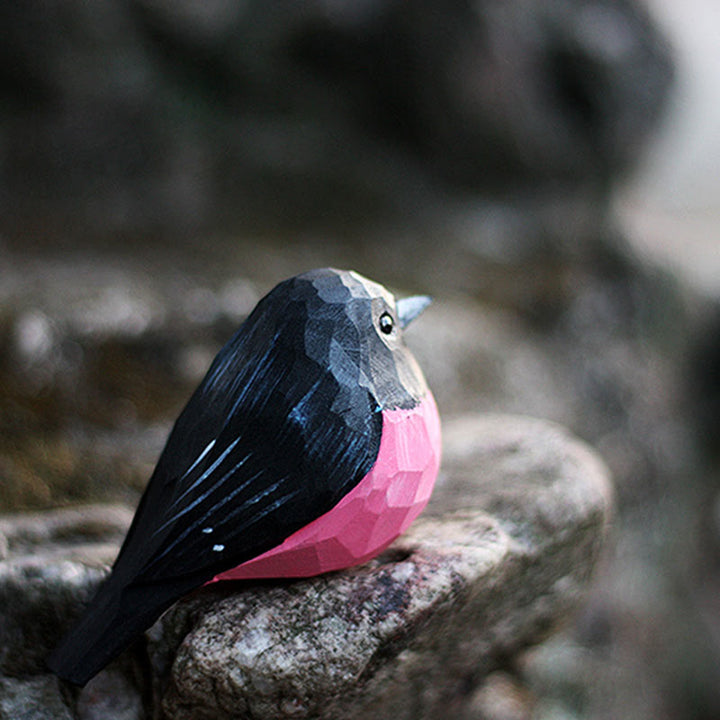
[214,394,439,580]
[47,268,440,686]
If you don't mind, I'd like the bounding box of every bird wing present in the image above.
[110,322,382,587]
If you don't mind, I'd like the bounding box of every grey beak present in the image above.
[397,295,432,329]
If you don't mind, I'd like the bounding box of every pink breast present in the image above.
[211,392,441,581]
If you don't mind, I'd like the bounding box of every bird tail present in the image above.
[46,577,190,686]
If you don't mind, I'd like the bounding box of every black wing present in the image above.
[121,370,381,585]
[48,291,383,685]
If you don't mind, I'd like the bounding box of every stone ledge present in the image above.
[153,415,612,720]
[0,414,613,720]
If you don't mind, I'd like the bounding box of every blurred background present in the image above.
[0,1,718,718]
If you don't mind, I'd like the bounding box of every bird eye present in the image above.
[379,312,394,335]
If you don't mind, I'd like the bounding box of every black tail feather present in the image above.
[46,578,196,686]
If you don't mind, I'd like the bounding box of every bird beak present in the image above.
[397,295,432,329]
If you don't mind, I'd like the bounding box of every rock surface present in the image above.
[0,505,131,677]
[0,414,612,719]
[0,0,672,237]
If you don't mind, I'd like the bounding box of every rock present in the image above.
[153,414,612,719]
[74,668,145,720]
[0,549,110,675]
[0,248,260,511]
[461,671,535,720]
[0,241,674,514]
[0,506,144,718]
[0,0,672,236]
[0,675,73,720]
[686,304,720,462]
[0,504,134,555]
[0,505,130,676]
[0,672,144,720]
[0,415,611,719]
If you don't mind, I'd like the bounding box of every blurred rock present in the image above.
[0,243,685,515]
[0,672,144,720]
[0,249,261,510]
[462,671,535,720]
[75,668,145,720]
[686,303,720,461]
[0,415,612,719]
[0,675,73,720]
[0,504,133,556]
[0,0,672,238]
[0,507,127,676]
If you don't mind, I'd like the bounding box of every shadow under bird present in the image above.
[47,267,441,686]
